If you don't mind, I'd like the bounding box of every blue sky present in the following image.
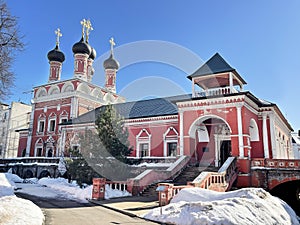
[5,0,300,130]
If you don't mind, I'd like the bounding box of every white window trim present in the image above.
[37,119,45,134]
[163,127,178,157]
[34,138,44,157]
[48,113,57,133]
[136,129,151,157]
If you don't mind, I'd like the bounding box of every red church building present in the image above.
[66,52,294,168]
[18,22,124,158]
[18,20,295,172]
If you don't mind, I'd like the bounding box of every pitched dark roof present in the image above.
[188,53,236,78]
[69,94,192,125]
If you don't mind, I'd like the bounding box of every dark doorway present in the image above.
[220,140,231,165]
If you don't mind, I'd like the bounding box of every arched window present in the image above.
[59,110,69,131]
[35,138,44,157]
[48,112,57,133]
[37,113,46,134]
[136,129,151,157]
[163,127,178,157]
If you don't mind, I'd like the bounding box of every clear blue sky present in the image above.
[5,0,300,130]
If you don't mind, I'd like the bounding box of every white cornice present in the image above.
[125,116,178,125]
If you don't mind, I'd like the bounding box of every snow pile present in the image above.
[37,177,92,203]
[105,184,132,199]
[144,187,300,225]
[0,173,44,225]
[36,177,131,202]
[133,162,172,167]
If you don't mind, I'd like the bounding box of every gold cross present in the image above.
[109,37,115,53]
[80,19,87,38]
[55,28,62,46]
[85,19,93,42]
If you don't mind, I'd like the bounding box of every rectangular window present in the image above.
[167,142,177,156]
[38,121,45,133]
[202,147,209,152]
[37,148,42,157]
[140,143,149,157]
[61,118,68,124]
[0,145,2,155]
[49,120,56,132]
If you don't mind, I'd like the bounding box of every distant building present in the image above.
[0,102,31,158]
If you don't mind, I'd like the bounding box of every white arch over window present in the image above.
[34,138,44,157]
[37,113,46,134]
[77,83,91,94]
[249,118,259,141]
[61,81,74,93]
[48,85,60,95]
[136,129,151,158]
[36,87,47,98]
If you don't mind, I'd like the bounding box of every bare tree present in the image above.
[0,1,24,100]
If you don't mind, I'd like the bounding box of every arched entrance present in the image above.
[189,115,232,167]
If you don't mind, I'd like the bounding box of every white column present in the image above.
[236,105,244,158]
[262,113,269,158]
[269,113,276,158]
[25,104,35,156]
[192,78,195,97]
[229,72,233,93]
[179,110,184,156]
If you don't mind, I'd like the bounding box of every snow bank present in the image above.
[144,187,300,225]
[38,177,92,203]
[37,177,131,202]
[105,184,132,199]
[0,173,44,225]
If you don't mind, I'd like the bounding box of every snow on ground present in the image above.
[0,173,44,225]
[132,162,173,167]
[13,175,131,203]
[144,187,300,225]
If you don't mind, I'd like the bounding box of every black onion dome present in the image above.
[103,53,119,70]
[47,45,65,63]
[72,37,92,55]
[89,47,96,60]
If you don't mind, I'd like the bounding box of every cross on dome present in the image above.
[55,28,62,46]
[85,19,93,43]
[80,19,87,39]
[109,37,115,53]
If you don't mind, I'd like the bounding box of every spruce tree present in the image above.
[79,104,133,181]
[95,104,132,163]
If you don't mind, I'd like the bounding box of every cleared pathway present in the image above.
[16,193,159,225]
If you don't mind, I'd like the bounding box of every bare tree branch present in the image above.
[0,0,24,100]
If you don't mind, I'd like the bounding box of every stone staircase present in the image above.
[140,164,219,198]
[172,165,219,185]
[140,183,159,198]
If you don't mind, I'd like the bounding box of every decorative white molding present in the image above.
[136,129,151,157]
[163,127,178,157]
